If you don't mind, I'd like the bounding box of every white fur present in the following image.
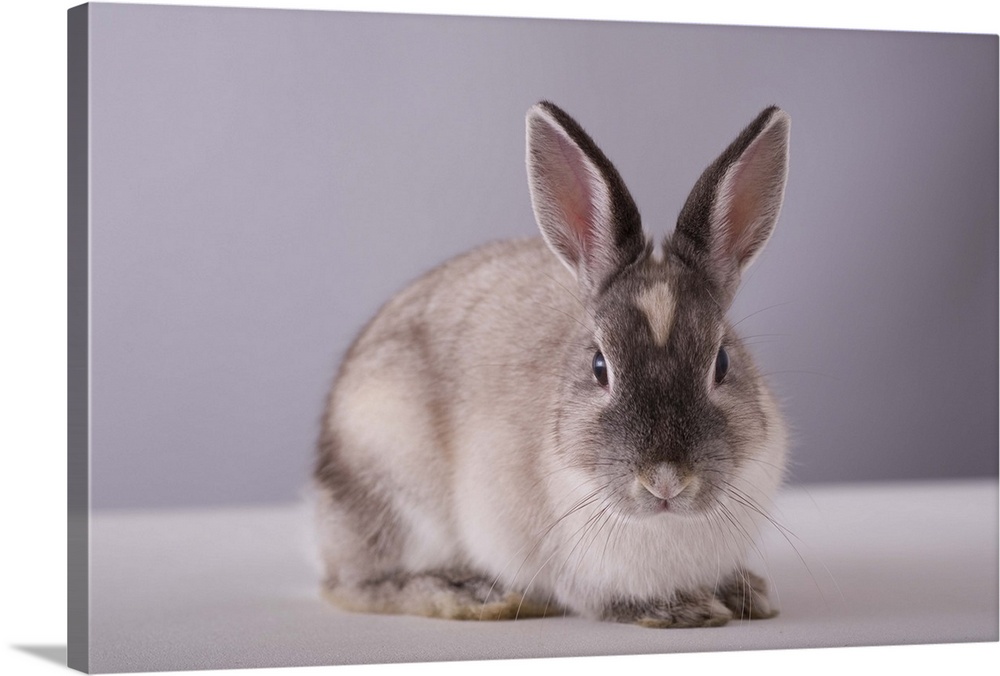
[456,389,788,617]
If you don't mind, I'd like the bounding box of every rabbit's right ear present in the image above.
[526,102,645,295]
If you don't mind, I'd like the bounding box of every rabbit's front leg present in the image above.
[600,568,777,628]
[601,589,734,628]
[715,567,778,620]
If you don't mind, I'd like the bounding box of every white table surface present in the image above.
[87,479,998,673]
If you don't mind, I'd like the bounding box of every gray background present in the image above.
[86,3,998,509]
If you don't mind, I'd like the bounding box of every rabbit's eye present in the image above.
[714,347,730,385]
[592,351,609,387]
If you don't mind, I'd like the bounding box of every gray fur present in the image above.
[601,589,734,628]
[314,102,791,628]
[599,569,775,627]
[716,568,778,621]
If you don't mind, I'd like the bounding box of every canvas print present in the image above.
[68,3,998,673]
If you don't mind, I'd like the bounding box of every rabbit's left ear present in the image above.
[673,107,790,302]
[526,101,646,295]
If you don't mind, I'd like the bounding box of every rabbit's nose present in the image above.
[638,463,696,502]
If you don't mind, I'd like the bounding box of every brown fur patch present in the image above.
[635,282,676,346]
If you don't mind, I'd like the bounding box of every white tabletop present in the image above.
[87,479,998,673]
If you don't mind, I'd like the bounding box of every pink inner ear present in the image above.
[528,105,620,284]
[549,132,600,260]
[716,121,786,269]
[722,158,764,262]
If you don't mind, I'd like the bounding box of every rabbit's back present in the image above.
[331,236,578,445]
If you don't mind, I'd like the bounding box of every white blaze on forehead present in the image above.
[636,282,676,346]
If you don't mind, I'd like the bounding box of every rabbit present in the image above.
[313,101,790,628]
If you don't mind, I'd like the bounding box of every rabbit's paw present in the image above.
[602,590,734,628]
[716,568,778,620]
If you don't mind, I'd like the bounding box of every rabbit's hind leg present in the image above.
[323,569,552,621]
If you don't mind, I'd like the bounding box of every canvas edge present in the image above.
[67,3,90,673]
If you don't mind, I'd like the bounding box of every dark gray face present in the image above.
[565,246,768,518]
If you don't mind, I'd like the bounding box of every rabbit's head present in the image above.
[526,102,790,518]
